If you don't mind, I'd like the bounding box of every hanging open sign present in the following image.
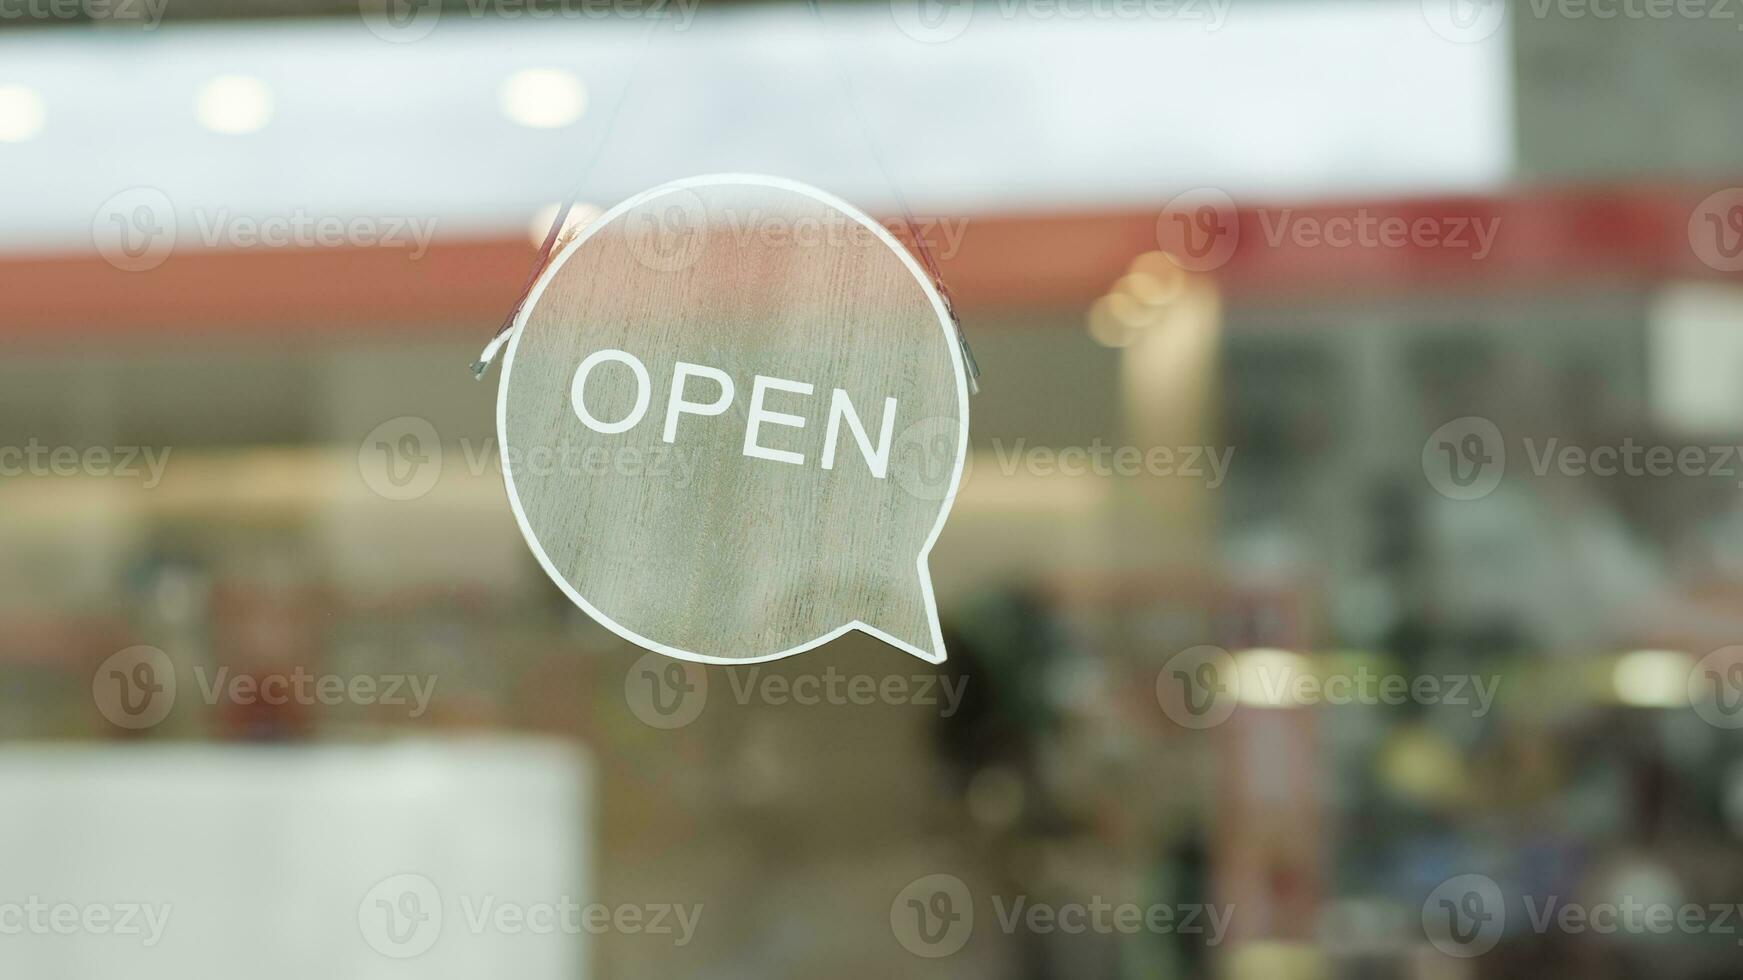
[496,174,969,664]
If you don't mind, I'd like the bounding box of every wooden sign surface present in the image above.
[498,174,968,664]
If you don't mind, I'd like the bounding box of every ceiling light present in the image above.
[0,85,46,143]
[499,68,586,129]
[195,75,274,135]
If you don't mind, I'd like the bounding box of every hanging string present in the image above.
[799,0,981,394]
[471,11,664,379]
[474,0,982,395]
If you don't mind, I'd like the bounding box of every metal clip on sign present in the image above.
[472,1,981,395]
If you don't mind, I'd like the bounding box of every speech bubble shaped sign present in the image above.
[498,174,968,664]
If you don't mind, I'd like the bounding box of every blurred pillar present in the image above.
[1115,274,1221,574]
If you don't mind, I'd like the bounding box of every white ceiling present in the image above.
[0,0,1511,256]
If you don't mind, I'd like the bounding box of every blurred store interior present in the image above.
[4,1,1743,977]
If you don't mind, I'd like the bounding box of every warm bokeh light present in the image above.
[1087,253,1193,347]
[1118,269,1184,308]
[1613,649,1694,708]
[194,75,274,134]
[527,201,602,247]
[1085,295,1132,348]
[1234,648,1313,708]
[0,84,45,143]
[498,68,587,129]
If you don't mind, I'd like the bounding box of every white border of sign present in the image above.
[496,172,970,665]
